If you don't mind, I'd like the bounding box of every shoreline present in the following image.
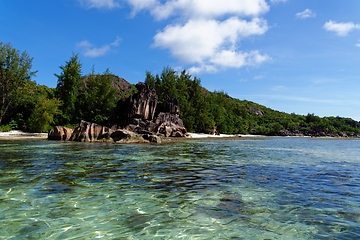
[185,133,265,140]
[0,130,48,140]
[0,130,357,141]
[0,130,262,141]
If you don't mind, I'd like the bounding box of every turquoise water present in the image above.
[0,137,360,239]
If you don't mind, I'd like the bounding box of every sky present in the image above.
[1,0,360,120]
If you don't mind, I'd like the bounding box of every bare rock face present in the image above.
[48,126,73,141]
[116,82,158,121]
[115,82,187,137]
[69,120,114,142]
[110,129,161,143]
[155,112,187,137]
[49,120,162,143]
[48,81,187,143]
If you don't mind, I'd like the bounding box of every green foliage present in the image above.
[74,68,119,125]
[55,53,82,125]
[27,97,62,133]
[144,67,360,136]
[0,42,37,125]
[1,45,358,137]
[146,67,214,133]
[0,120,18,131]
[3,82,57,130]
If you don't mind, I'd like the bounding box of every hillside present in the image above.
[1,67,359,137]
[141,68,360,137]
[93,70,360,138]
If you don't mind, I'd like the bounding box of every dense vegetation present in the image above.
[1,42,359,136]
[145,67,360,137]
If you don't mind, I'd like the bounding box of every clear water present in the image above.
[1,137,360,239]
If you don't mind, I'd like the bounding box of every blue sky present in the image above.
[1,0,360,120]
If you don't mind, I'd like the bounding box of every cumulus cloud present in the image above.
[356,40,360,47]
[77,37,121,57]
[296,9,316,19]
[127,0,269,20]
[324,20,360,36]
[126,0,157,16]
[153,18,269,72]
[153,0,268,20]
[78,0,120,9]
[127,0,270,73]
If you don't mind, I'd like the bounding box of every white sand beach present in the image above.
[186,133,262,139]
[187,133,237,138]
[0,130,262,141]
[0,130,48,140]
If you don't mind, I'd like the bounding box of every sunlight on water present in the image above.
[0,138,360,239]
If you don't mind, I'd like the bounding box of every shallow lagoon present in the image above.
[1,137,360,239]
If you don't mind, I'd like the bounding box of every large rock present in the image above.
[48,126,73,141]
[70,120,114,142]
[155,112,187,137]
[48,81,187,143]
[48,121,162,143]
[110,129,161,143]
[116,82,158,121]
[114,82,187,137]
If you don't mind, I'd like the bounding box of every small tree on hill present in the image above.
[55,53,82,125]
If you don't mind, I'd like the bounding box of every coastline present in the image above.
[0,130,48,140]
[186,133,263,139]
[0,130,257,141]
[0,130,356,141]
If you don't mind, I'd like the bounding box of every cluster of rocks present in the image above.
[48,121,162,143]
[48,82,188,143]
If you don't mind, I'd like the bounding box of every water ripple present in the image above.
[0,138,360,239]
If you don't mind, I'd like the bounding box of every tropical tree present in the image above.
[4,81,53,129]
[55,53,82,125]
[27,96,62,132]
[0,42,37,125]
[75,68,118,124]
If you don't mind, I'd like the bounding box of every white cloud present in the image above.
[77,37,121,57]
[154,0,268,20]
[153,17,268,62]
[127,0,270,73]
[296,9,316,19]
[126,0,157,16]
[324,20,360,36]
[188,50,270,74]
[210,50,270,68]
[78,0,120,9]
[126,0,269,20]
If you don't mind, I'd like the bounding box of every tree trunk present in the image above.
[0,97,11,126]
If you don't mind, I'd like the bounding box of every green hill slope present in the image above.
[144,67,360,137]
